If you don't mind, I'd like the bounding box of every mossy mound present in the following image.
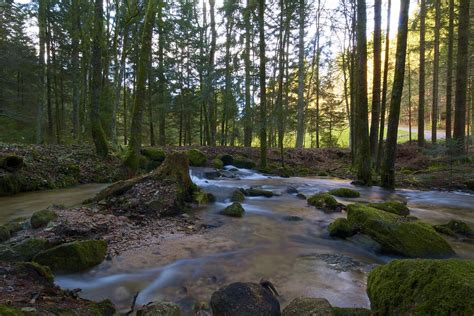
[30,209,57,229]
[282,297,333,316]
[15,262,54,283]
[308,193,339,211]
[367,201,409,216]
[0,173,21,196]
[233,155,256,169]
[33,239,107,273]
[328,218,354,239]
[328,188,360,198]
[347,204,455,258]
[213,158,224,169]
[88,299,116,316]
[367,259,474,315]
[193,189,215,205]
[0,238,51,262]
[141,148,166,162]
[231,189,245,202]
[187,149,207,167]
[220,202,245,218]
[434,220,473,238]
[137,302,181,316]
[0,305,24,316]
[5,217,29,234]
[0,225,10,242]
[332,307,371,316]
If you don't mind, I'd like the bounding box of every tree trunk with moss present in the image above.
[124,0,157,170]
[418,0,426,147]
[370,0,382,160]
[90,0,109,158]
[258,0,267,168]
[381,0,410,188]
[445,0,454,140]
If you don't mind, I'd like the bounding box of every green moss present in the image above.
[0,225,10,242]
[0,173,21,196]
[213,158,224,169]
[282,297,333,316]
[64,163,81,178]
[193,189,214,205]
[347,204,455,258]
[333,307,372,316]
[186,149,207,167]
[367,259,474,315]
[328,218,354,239]
[233,155,256,169]
[434,220,473,237]
[308,193,339,209]
[245,188,274,197]
[89,299,116,316]
[367,201,410,216]
[33,239,107,273]
[30,209,57,229]
[231,189,245,202]
[16,262,54,283]
[0,305,24,316]
[141,148,166,162]
[328,188,360,198]
[5,217,28,234]
[220,202,245,218]
[0,238,51,262]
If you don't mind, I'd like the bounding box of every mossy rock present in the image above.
[218,154,234,166]
[220,202,245,218]
[245,188,274,198]
[33,239,107,273]
[231,189,245,202]
[328,188,360,198]
[141,148,166,162]
[0,238,51,262]
[282,297,334,316]
[213,158,224,169]
[137,302,181,316]
[5,217,29,234]
[15,262,54,283]
[328,218,354,239]
[0,173,21,196]
[308,193,339,210]
[193,189,215,205]
[30,209,57,229]
[332,307,371,316]
[0,305,24,316]
[89,299,116,316]
[367,259,474,315]
[0,225,10,242]
[187,149,207,167]
[347,204,455,258]
[434,220,473,238]
[367,201,409,216]
[233,155,256,169]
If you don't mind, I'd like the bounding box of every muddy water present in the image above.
[45,169,474,314]
[0,183,109,223]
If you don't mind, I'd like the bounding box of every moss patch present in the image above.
[328,188,360,198]
[231,189,245,202]
[282,297,333,316]
[308,193,339,210]
[233,155,256,169]
[0,225,10,242]
[367,259,474,315]
[213,158,224,169]
[33,240,107,273]
[332,307,371,316]
[367,201,409,216]
[434,220,473,238]
[30,209,57,229]
[15,262,54,283]
[187,149,207,167]
[0,238,51,262]
[347,204,455,258]
[0,173,21,196]
[141,148,166,162]
[0,305,24,316]
[220,202,245,218]
[89,299,116,316]
[328,218,354,239]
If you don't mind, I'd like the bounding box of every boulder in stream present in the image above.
[210,282,281,316]
[308,193,342,212]
[220,202,245,218]
[245,188,274,198]
[367,259,474,315]
[434,219,474,239]
[347,203,455,258]
[33,239,107,273]
[30,209,58,228]
[328,188,360,198]
[137,301,181,316]
[282,297,333,316]
[328,218,354,239]
[187,149,207,167]
[367,201,409,216]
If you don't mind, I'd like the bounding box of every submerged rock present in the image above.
[367,201,409,216]
[137,302,181,316]
[328,188,360,198]
[308,193,341,212]
[187,149,207,167]
[213,158,224,169]
[328,218,354,238]
[283,215,304,222]
[347,204,455,258]
[367,259,474,315]
[33,239,107,273]
[210,282,280,316]
[282,297,333,316]
[286,186,299,194]
[434,219,474,239]
[231,189,246,202]
[245,188,274,198]
[220,202,245,218]
[30,209,57,228]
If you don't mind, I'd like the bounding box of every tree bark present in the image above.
[431,0,441,144]
[243,0,253,147]
[295,0,306,148]
[370,0,382,160]
[445,0,454,140]
[258,0,267,167]
[418,0,426,147]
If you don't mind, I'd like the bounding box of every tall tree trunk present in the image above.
[124,0,157,169]
[276,0,287,165]
[453,0,470,153]
[207,0,217,146]
[243,0,253,147]
[431,0,441,144]
[157,0,167,146]
[355,0,372,185]
[381,0,410,188]
[418,0,426,147]
[370,0,382,159]
[445,0,454,140]
[295,0,306,148]
[148,56,155,146]
[36,0,47,143]
[90,0,109,158]
[71,0,80,140]
[258,0,267,167]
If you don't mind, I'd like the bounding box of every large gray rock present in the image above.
[137,302,181,316]
[283,297,334,316]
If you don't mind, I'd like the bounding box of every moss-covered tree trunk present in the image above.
[243,0,253,147]
[445,0,454,140]
[381,0,410,188]
[370,0,382,160]
[90,0,109,158]
[124,0,157,170]
[417,0,426,147]
[295,0,305,149]
[258,0,267,168]
[431,0,441,144]
[36,0,47,144]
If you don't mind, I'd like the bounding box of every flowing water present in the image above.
[1,170,473,314]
